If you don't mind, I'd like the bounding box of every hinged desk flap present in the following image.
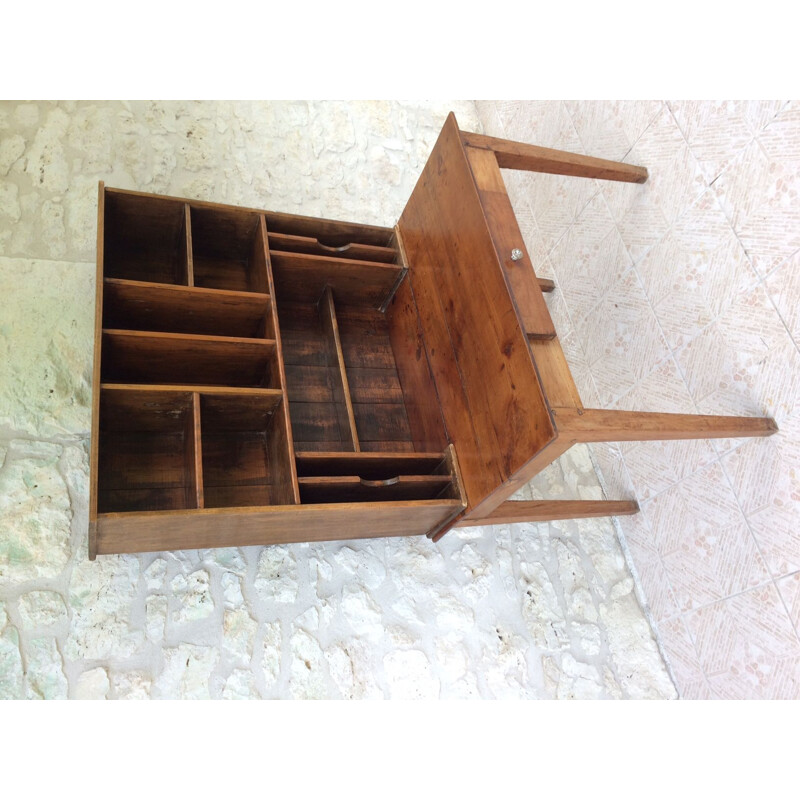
[397,114,556,514]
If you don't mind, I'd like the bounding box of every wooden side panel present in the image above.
[94,500,462,554]
[397,114,556,513]
[385,273,448,452]
[464,145,556,340]
[89,182,105,558]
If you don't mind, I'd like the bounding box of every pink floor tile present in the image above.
[685,583,800,699]
[655,616,712,699]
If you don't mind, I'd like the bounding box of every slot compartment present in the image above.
[104,191,190,285]
[298,474,453,504]
[101,330,280,388]
[97,388,200,513]
[103,279,273,339]
[200,394,296,507]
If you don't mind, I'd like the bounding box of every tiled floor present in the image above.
[475,100,800,699]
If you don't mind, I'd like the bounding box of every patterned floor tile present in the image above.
[776,572,800,635]
[636,189,760,350]
[764,248,800,349]
[644,462,770,610]
[603,105,707,263]
[712,105,800,278]
[656,616,714,699]
[685,583,800,699]
[549,192,632,325]
[669,100,784,183]
[576,269,670,406]
[565,100,663,161]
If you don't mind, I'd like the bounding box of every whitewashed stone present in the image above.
[75,667,110,700]
[171,570,214,623]
[0,626,23,699]
[289,629,328,699]
[600,591,677,700]
[254,547,298,603]
[18,590,68,628]
[325,639,382,700]
[223,669,258,700]
[333,545,386,589]
[65,555,143,660]
[144,559,167,591]
[221,572,244,607]
[261,621,282,686]
[24,108,70,194]
[0,442,71,582]
[13,103,39,128]
[556,654,605,700]
[146,596,167,641]
[155,644,218,699]
[222,608,257,662]
[483,627,531,699]
[113,671,152,700]
[341,586,382,636]
[25,638,68,699]
[0,133,25,175]
[384,649,439,700]
[0,258,94,437]
[520,562,569,651]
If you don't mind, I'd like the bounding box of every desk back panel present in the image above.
[397,114,556,513]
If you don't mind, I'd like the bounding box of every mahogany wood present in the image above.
[398,112,556,515]
[552,407,779,442]
[462,130,649,183]
[91,115,777,557]
[455,499,639,526]
[318,287,360,451]
[103,278,272,339]
[465,144,556,340]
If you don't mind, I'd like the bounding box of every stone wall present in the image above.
[0,101,675,698]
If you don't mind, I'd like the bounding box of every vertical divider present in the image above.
[184,204,195,286]
[188,392,204,509]
[259,215,301,504]
[318,286,360,451]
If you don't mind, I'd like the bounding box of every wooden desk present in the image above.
[88,113,776,557]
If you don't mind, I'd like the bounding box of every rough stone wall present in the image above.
[0,101,675,699]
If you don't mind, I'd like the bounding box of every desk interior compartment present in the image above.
[97,388,200,513]
[101,330,280,388]
[190,206,268,293]
[200,393,296,508]
[102,279,273,339]
[295,447,464,505]
[104,191,190,285]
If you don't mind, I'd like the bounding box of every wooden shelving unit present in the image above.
[90,185,466,557]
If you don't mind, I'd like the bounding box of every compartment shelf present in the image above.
[190,206,267,293]
[103,278,273,338]
[104,191,190,285]
[101,330,279,388]
[97,388,200,513]
[200,393,296,508]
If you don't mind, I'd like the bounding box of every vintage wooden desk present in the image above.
[88,113,776,558]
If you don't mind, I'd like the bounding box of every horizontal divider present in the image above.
[104,278,272,338]
[269,232,398,263]
[269,250,403,308]
[102,383,283,412]
[298,474,453,503]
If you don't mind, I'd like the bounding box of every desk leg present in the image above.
[552,407,778,442]
[454,499,639,527]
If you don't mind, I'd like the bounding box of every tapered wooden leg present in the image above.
[461,130,648,183]
[552,407,778,442]
[454,499,639,527]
